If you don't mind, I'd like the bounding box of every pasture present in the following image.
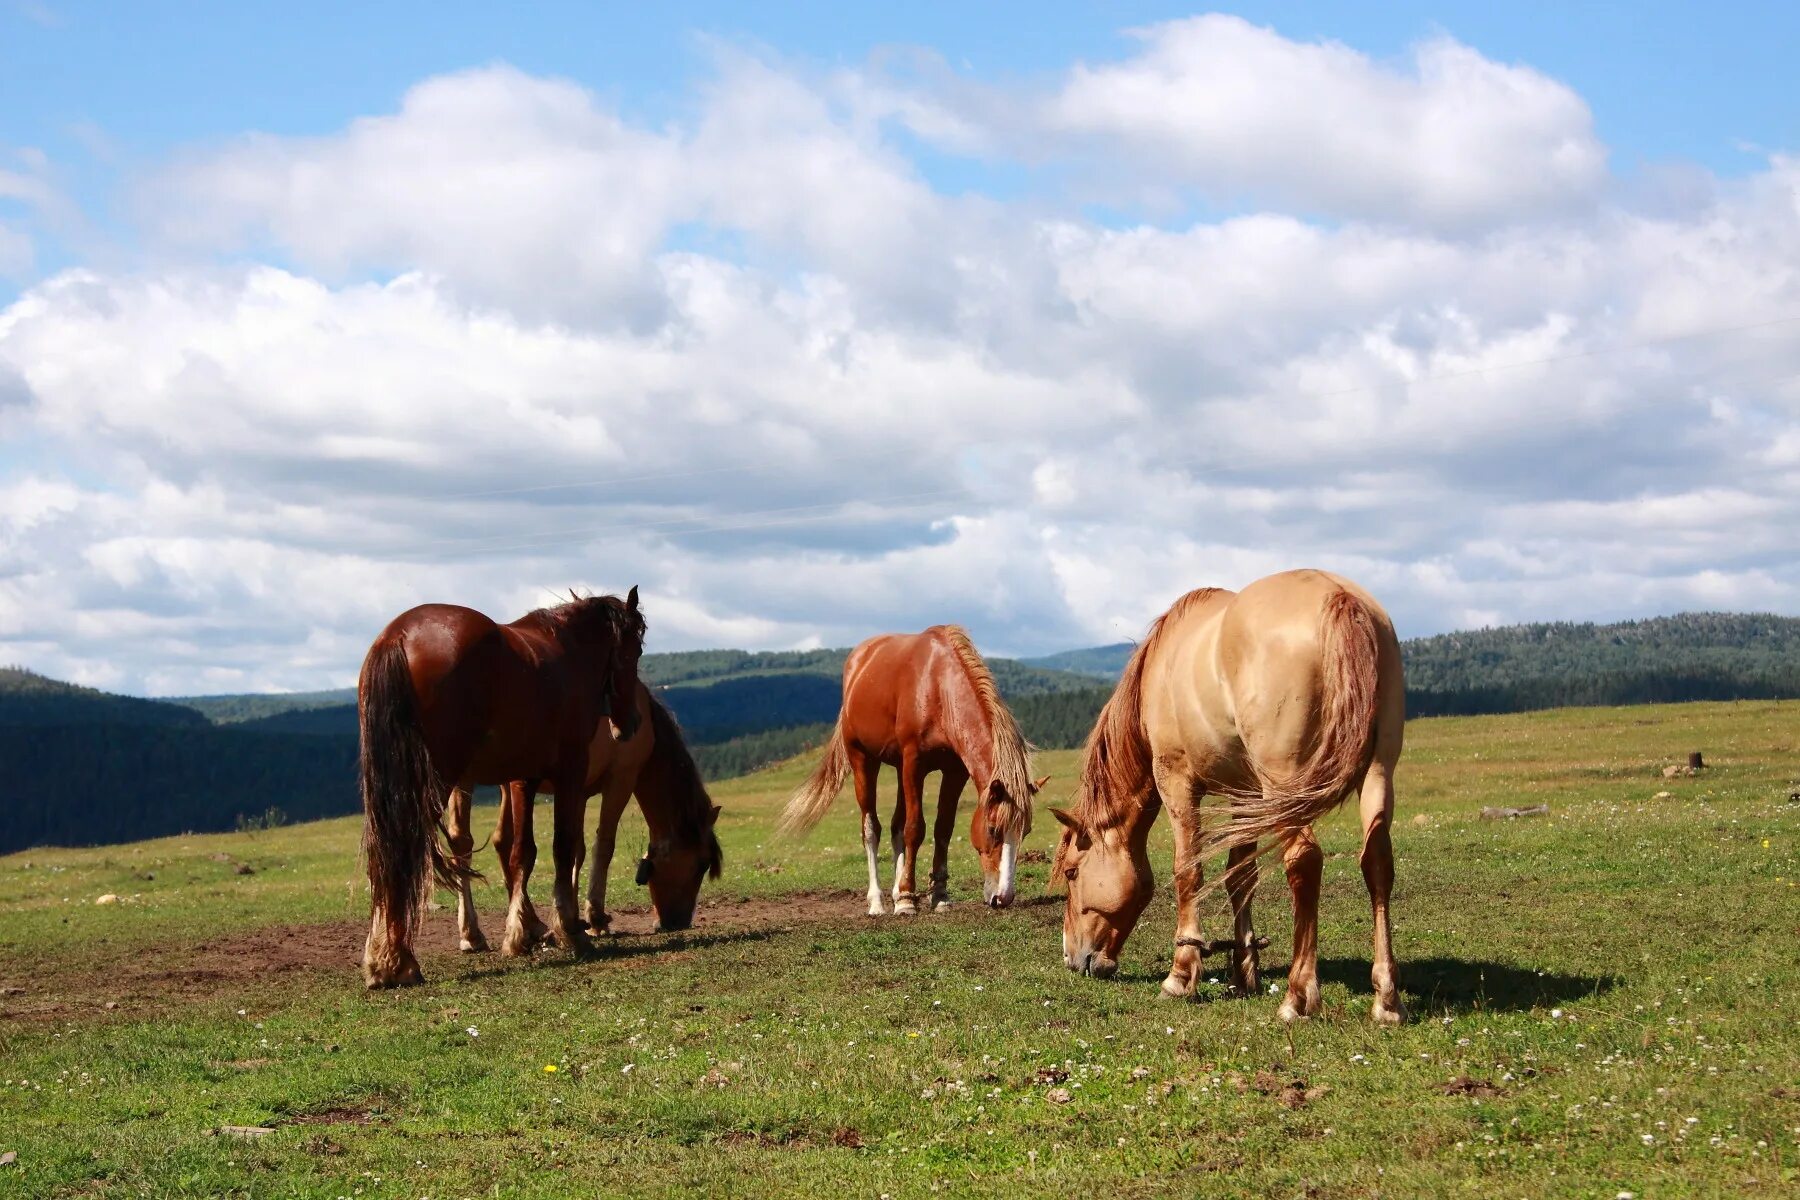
[1,700,1797,1198]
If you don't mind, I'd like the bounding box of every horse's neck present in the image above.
[941,670,998,787]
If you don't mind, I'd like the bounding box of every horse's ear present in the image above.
[1030,775,1051,794]
[1050,807,1082,833]
[626,584,640,612]
[983,778,1004,802]
[709,804,722,825]
[635,856,654,886]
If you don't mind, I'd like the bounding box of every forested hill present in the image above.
[8,610,1800,853]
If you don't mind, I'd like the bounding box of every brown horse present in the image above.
[357,588,644,988]
[1050,569,1407,1025]
[443,680,723,952]
[781,626,1045,914]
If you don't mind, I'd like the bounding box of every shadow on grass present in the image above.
[452,928,780,981]
[1308,955,1619,1013]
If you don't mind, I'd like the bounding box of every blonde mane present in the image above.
[1068,588,1228,835]
[939,625,1035,837]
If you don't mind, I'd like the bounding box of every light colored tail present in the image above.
[778,720,850,837]
[1199,588,1384,871]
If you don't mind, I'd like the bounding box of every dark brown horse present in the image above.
[358,588,644,988]
[781,626,1045,913]
[443,680,723,953]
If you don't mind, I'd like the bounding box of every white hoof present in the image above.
[1372,997,1408,1026]
[893,898,918,916]
[931,897,951,912]
[459,936,489,954]
[1159,975,1192,999]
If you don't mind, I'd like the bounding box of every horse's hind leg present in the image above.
[1223,841,1261,994]
[928,766,966,911]
[445,787,488,953]
[851,748,884,916]
[1278,828,1324,1022]
[889,752,925,915]
[1359,758,1407,1025]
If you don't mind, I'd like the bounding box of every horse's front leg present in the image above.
[549,766,595,955]
[928,766,966,911]
[445,787,488,953]
[1154,768,1205,999]
[584,775,634,934]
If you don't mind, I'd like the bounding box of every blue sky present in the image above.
[3,3,1799,692]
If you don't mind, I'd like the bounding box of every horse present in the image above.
[1050,569,1408,1025]
[357,588,644,988]
[781,625,1046,914]
[442,680,723,953]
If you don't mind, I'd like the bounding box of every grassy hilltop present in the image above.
[2,700,1797,1197]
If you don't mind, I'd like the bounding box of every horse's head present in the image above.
[969,774,1047,909]
[1051,806,1152,978]
[561,585,645,738]
[638,803,723,932]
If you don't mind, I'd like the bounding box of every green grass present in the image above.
[2,700,1798,1198]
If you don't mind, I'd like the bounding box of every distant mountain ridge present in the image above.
[9,610,1800,852]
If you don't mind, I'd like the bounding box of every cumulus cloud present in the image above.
[2,24,1800,693]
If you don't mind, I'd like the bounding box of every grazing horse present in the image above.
[357,589,644,988]
[781,626,1045,914]
[1050,570,1408,1025]
[443,681,723,952]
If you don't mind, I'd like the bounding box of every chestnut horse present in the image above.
[357,588,644,988]
[443,680,723,952]
[781,626,1044,914]
[1050,570,1408,1025]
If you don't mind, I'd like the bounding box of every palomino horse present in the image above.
[357,589,644,988]
[782,626,1045,914]
[1051,570,1408,1025]
[443,681,723,953]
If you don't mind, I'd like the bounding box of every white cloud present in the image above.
[1040,15,1606,229]
[3,31,1800,693]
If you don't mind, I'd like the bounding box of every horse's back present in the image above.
[1144,570,1401,789]
[840,628,959,759]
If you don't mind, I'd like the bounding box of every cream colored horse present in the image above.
[1050,569,1407,1025]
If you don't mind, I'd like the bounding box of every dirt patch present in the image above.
[1249,1070,1328,1109]
[1438,1075,1505,1099]
[717,1129,813,1150]
[1,888,871,1023]
[288,1106,380,1127]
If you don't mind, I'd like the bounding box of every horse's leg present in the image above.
[1359,758,1407,1025]
[497,780,545,956]
[1224,841,1261,995]
[850,747,884,916]
[445,787,488,953]
[548,769,594,955]
[890,753,926,916]
[928,765,966,911]
[583,772,634,934]
[1278,827,1324,1022]
[1155,767,1204,999]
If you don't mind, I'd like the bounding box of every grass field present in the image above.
[2,700,1798,1198]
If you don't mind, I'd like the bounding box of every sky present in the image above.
[2,2,1799,695]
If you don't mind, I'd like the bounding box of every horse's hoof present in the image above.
[363,956,424,989]
[458,936,489,954]
[893,899,918,916]
[1159,975,1193,1000]
[1371,998,1408,1026]
[930,897,951,912]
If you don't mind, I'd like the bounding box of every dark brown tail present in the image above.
[358,637,466,940]
[779,718,849,837]
[1198,588,1384,874]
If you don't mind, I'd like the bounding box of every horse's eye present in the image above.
[1063,867,1078,881]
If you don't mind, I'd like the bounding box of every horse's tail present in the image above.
[778,718,850,837]
[1202,588,1384,865]
[358,637,467,943]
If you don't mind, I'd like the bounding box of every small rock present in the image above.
[218,1125,275,1139]
[234,864,255,876]
[1653,791,1673,801]
[1045,1087,1072,1104]
[0,1150,15,1166]
[104,1001,118,1010]
[1410,813,1430,826]
[95,893,120,905]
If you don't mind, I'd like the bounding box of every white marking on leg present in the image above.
[863,814,884,916]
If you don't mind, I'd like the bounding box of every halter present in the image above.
[1174,933,1272,958]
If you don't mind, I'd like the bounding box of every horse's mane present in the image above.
[642,690,715,845]
[938,625,1035,838]
[531,592,646,651]
[1064,587,1228,838]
